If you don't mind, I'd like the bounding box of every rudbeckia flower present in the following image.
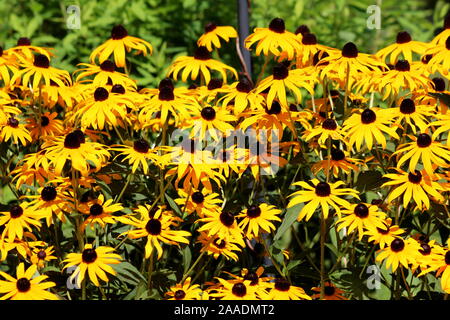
[11,54,71,89]
[336,203,387,240]
[292,33,332,67]
[245,18,301,60]
[118,205,191,259]
[27,184,71,226]
[30,246,57,268]
[165,277,204,300]
[0,116,32,145]
[43,130,110,177]
[376,238,420,272]
[26,112,64,141]
[63,244,122,287]
[80,194,124,231]
[386,98,433,134]
[0,203,41,242]
[394,132,450,177]
[188,105,237,141]
[311,148,362,178]
[236,203,282,240]
[0,46,19,85]
[364,218,405,249]
[382,169,444,210]
[303,117,343,146]
[90,25,153,68]
[418,243,450,293]
[197,232,242,261]
[111,139,161,174]
[174,188,222,218]
[8,37,52,62]
[0,263,59,300]
[264,278,311,300]
[219,78,264,116]
[255,62,315,108]
[168,46,238,84]
[376,31,428,64]
[287,179,359,221]
[197,23,237,51]
[311,281,348,300]
[198,211,245,247]
[430,14,450,45]
[209,279,259,300]
[74,60,137,88]
[342,107,399,151]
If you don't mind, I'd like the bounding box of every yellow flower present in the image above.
[264,278,312,300]
[376,238,420,272]
[376,31,428,64]
[0,203,41,242]
[236,203,282,240]
[110,139,161,174]
[197,23,237,51]
[0,116,32,145]
[165,277,204,300]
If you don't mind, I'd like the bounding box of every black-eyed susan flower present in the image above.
[188,105,236,141]
[264,278,311,300]
[43,130,110,177]
[0,116,32,145]
[30,246,57,268]
[0,203,41,242]
[394,132,450,177]
[0,46,19,85]
[219,78,264,116]
[0,263,58,300]
[255,63,315,108]
[245,18,301,60]
[303,117,343,146]
[376,237,419,272]
[174,188,222,218]
[8,37,52,62]
[386,98,433,134]
[426,36,450,75]
[342,107,399,151]
[90,25,153,68]
[197,23,237,51]
[165,277,203,300]
[311,148,363,178]
[111,139,161,174]
[365,218,405,249]
[197,211,245,247]
[336,203,387,240]
[80,194,124,231]
[236,203,281,240]
[431,14,450,45]
[376,31,428,64]
[418,243,450,293]
[197,232,242,261]
[287,179,359,221]
[119,205,191,259]
[209,279,259,300]
[27,184,71,226]
[168,46,237,84]
[75,60,137,88]
[311,281,348,300]
[63,244,122,287]
[26,112,64,141]
[11,54,71,89]
[382,169,444,211]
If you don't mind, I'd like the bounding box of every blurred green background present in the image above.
[0,0,448,87]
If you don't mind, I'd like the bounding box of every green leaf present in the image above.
[274,205,301,241]
[355,170,384,192]
[165,193,183,216]
[112,261,146,287]
[181,246,191,274]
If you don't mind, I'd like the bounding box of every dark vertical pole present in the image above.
[237,0,252,78]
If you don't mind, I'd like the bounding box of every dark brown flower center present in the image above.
[395,60,410,72]
[272,64,289,80]
[194,46,211,60]
[7,117,19,128]
[354,204,369,218]
[158,87,175,101]
[419,243,431,255]
[302,33,317,45]
[220,211,235,227]
[445,251,450,265]
[201,107,216,121]
[41,116,50,127]
[445,13,450,29]
[269,18,285,33]
[396,31,412,44]
[331,149,345,161]
[313,51,329,66]
[111,25,128,40]
[376,226,390,235]
[82,248,98,263]
[145,219,162,235]
[266,101,282,115]
[432,78,446,92]
[408,171,422,184]
[213,238,226,249]
[236,78,253,93]
[416,133,432,148]
[342,42,358,58]
[207,79,223,90]
[324,285,335,296]
[315,182,331,197]
[64,131,83,149]
[289,104,298,112]
[90,203,103,216]
[361,109,376,124]
[247,205,261,218]
[243,271,259,285]
[37,250,47,259]
[41,186,57,202]
[191,191,205,204]
[94,87,109,101]
[0,47,3,56]
[17,37,31,46]
[295,25,310,36]
[322,118,337,130]
[33,54,50,68]
[16,278,31,292]
[204,22,217,33]
[274,278,290,291]
[232,283,247,297]
[399,99,416,114]
[133,139,150,153]
[421,54,433,64]
[100,60,115,72]
[111,84,125,94]
[10,205,23,218]
[159,78,174,91]
[174,289,186,300]
[390,238,405,252]
[446,37,450,50]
